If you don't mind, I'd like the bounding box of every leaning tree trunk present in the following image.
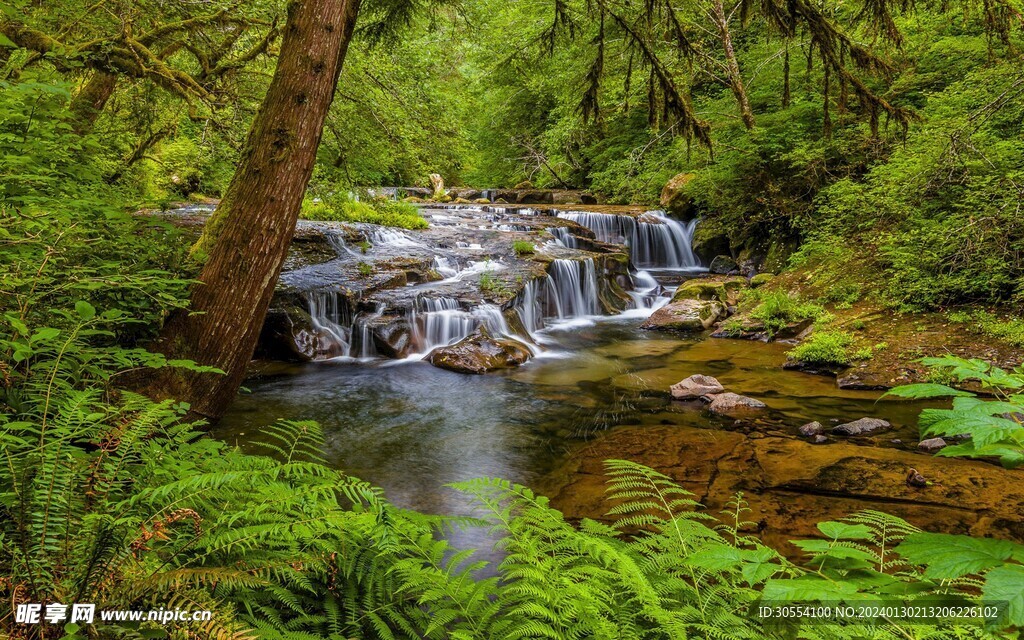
[711,0,755,129]
[146,0,361,420]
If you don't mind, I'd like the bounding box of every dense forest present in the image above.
[2,0,1024,637]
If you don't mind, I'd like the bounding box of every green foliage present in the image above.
[300,192,428,229]
[358,261,374,277]
[948,310,1024,348]
[743,290,828,337]
[886,356,1024,468]
[788,330,855,365]
[512,240,536,255]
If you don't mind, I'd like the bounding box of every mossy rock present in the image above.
[750,273,775,288]
[494,198,509,204]
[402,196,424,203]
[671,277,747,305]
[513,180,534,190]
[474,198,491,204]
[453,197,473,204]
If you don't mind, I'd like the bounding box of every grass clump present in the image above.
[745,290,828,337]
[357,262,373,277]
[512,240,536,255]
[301,193,428,230]
[947,309,1024,348]
[788,330,854,365]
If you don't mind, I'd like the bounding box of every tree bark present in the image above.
[144,0,361,420]
[70,71,118,134]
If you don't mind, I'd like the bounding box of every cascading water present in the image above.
[408,296,523,354]
[548,227,578,248]
[514,258,601,332]
[557,211,701,269]
[305,291,380,359]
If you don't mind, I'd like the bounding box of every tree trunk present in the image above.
[712,0,755,129]
[144,0,361,420]
[70,71,118,134]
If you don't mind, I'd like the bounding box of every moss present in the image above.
[788,330,854,365]
[750,273,774,288]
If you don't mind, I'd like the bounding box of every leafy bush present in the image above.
[788,330,854,365]
[745,290,828,337]
[301,193,428,229]
[948,310,1024,348]
[886,356,1024,468]
[512,240,536,255]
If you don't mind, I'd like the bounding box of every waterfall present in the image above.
[304,291,379,359]
[409,297,519,353]
[369,228,425,248]
[548,227,577,248]
[513,258,601,332]
[557,211,701,269]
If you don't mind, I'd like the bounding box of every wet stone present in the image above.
[918,437,948,453]
[798,421,824,437]
[670,374,725,400]
[832,417,892,436]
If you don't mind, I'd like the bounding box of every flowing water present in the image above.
[213,203,951,549]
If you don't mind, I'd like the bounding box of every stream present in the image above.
[203,203,1023,550]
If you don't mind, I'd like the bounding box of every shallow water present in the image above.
[214,315,930,520]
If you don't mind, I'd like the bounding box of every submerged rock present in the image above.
[832,417,891,436]
[670,374,725,400]
[640,299,725,332]
[798,421,825,437]
[427,327,532,374]
[705,392,767,417]
[918,437,948,453]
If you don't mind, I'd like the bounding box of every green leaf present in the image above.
[896,533,1022,579]
[817,521,872,540]
[884,383,975,399]
[75,300,96,321]
[983,564,1024,627]
[29,327,60,344]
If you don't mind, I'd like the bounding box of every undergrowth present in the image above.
[301,193,427,230]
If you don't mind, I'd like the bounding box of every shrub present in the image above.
[745,290,828,337]
[788,330,854,365]
[358,261,373,277]
[512,240,536,255]
[301,193,428,230]
[886,356,1024,468]
[947,310,1024,348]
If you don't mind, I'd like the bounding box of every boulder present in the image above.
[370,318,414,358]
[640,299,725,332]
[749,273,774,288]
[671,277,745,305]
[811,435,829,444]
[429,173,445,197]
[513,180,534,190]
[670,374,725,400]
[798,421,824,437]
[706,392,767,417]
[709,255,739,275]
[832,417,892,436]
[427,327,532,374]
[516,190,555,204]
[659,172,696,220]
[552,190,583,204]
[918,437,948,453]
[474,198,491,205]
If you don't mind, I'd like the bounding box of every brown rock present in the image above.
[543,425,1024,556]
[641,299,725,332]
[660,172,696,219]
[918,437,948,453]
[832,417,891,436]
[426,327,531,374]
[706,392,767,417]
[670,374,725,400]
